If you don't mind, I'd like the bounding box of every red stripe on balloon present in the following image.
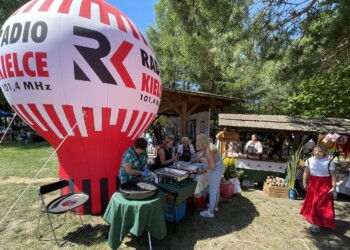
[124,110,140,138]
[102,108,119,179]
[27,104,50,131]
[43,104,70,141]
[132,112,152,138]
[58,0,74,14]
[124,18,140,40]
[38,0,55,12]
[22,0,39,13]
[62,105,83,137]
[138,29,149,47]
[79,0,102,20]
[101,2,127,32]
[135,113,155,139]
[116,109,127,132]
[81,107,107,179]
[14,104,36,128]
[27,103,63,146]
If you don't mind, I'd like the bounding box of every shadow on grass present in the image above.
[117,193,259,250]
[306,198,350,250]
[65,223,110,247]
[0,140,51,149]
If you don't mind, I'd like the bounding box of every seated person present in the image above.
[177,136,195,162]
[154,137,178,170]
[244,134,263,159]
[226,140,242,158]
[118,138,150,184]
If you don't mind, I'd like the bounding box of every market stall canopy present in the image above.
[0,109,14,118]
[218,114,350,134]
[158,88,245,137]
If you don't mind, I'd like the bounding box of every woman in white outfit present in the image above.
[196,133,226,218]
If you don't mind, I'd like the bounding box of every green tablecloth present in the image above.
[103,191,167,250]
[158,180,197,205]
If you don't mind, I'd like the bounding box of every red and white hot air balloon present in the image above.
[0,0,162,214]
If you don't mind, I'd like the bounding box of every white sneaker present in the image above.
[207,204,218,211]
[200,209,214,218]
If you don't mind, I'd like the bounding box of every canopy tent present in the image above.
[0,109,14,118]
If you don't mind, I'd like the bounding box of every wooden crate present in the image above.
[263,182,289,198]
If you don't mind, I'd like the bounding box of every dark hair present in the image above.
[134,138,148,150]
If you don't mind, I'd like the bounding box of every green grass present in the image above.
[0,141,110,250]
[0,141,58,178]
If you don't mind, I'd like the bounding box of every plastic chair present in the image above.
[36,180,89,246]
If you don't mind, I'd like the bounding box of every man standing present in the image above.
[152,122,163,148]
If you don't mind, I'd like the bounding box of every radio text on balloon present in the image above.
[0,21,48,47]
[140,94,160,106]
[1,81,51,93]
[141,73,162,98]
[0,52,49,80]
[140,49,159,75]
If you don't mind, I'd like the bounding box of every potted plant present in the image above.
[286,146,303,199]
[222,158,245,194]
[223,157,236,180]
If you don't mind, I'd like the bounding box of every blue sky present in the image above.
[105,0,157,36]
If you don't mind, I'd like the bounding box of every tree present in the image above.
[149,0,350,117]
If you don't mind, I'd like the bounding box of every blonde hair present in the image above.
[196,133,209,150]
[209,143,218,153]
[181,137,191,145]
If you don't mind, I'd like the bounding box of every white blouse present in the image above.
[305,156,335,177]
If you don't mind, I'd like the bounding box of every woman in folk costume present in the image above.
[300,145,336,233]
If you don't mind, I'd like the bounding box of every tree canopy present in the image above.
[147,0,350,118]
[1,0,349,118]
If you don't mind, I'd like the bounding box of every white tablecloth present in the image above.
[336,172,350,195]
[236,159,286,173]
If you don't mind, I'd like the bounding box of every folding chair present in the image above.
[36,180,89,246]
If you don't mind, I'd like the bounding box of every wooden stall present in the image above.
[218,114,350,183]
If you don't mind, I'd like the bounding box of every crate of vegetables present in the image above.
[263,181,289,198]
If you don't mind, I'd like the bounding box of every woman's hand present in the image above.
[172,155,178,162]
[303,182,308,191]
[328,186,335,195]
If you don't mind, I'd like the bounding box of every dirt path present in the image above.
[113,187,350,249]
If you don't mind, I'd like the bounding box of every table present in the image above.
[103,191,167,250]
[158,180,197,233]
[236,158,286,182]
[336,170,350,195]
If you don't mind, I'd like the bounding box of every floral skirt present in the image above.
[299,175,336,230]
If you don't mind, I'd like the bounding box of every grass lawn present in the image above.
[0,141,109,250]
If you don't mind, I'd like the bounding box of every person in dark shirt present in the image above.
[154,137,178,170]
[152,122,163,148]
[177,137,195,162]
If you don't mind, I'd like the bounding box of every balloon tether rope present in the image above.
[0,111,87,225]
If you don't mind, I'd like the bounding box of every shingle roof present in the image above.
[218,114,350,134]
